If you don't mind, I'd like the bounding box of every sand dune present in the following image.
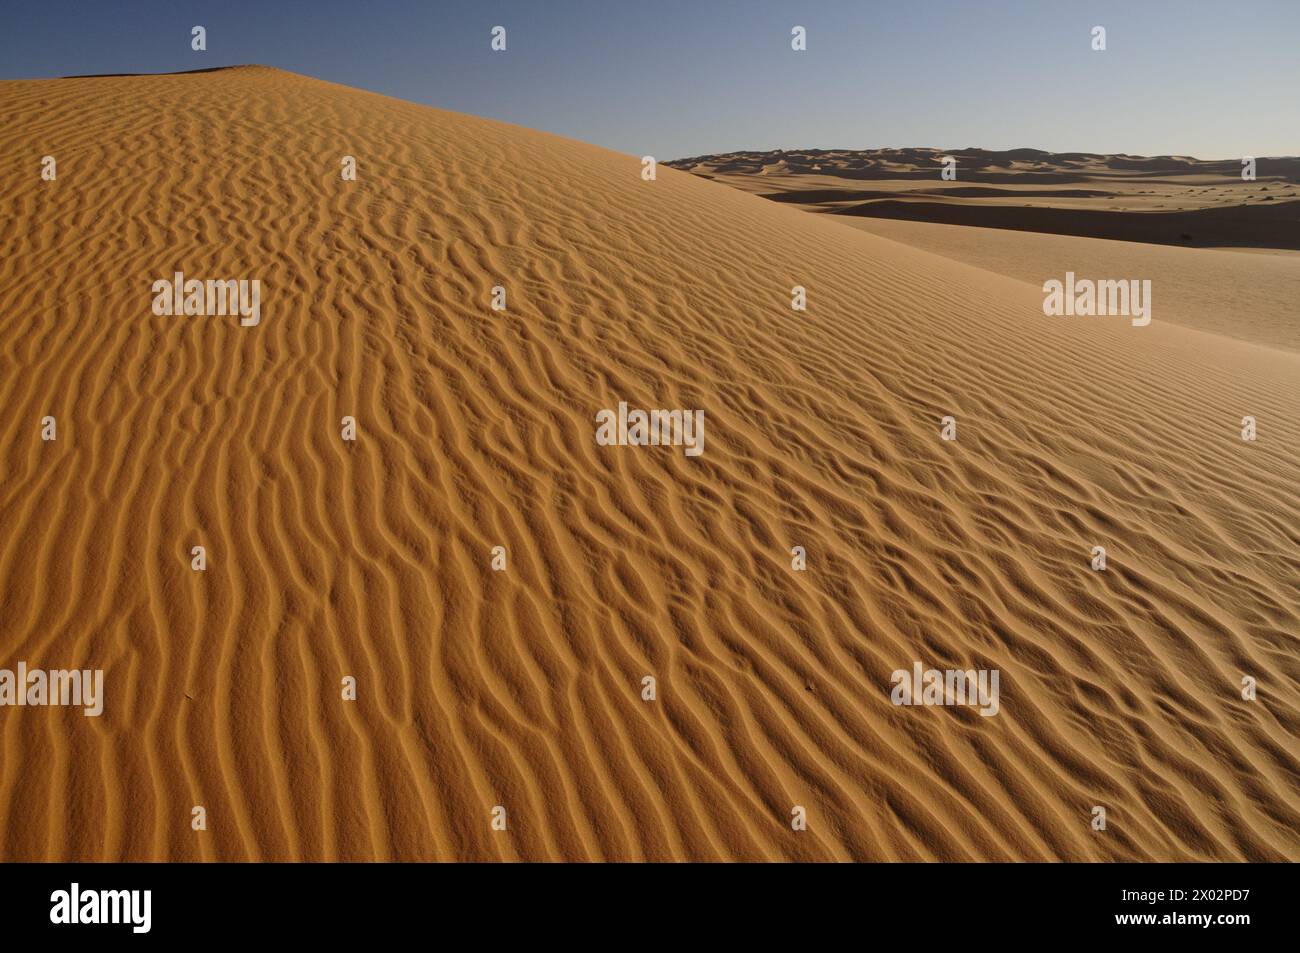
[839,218,1300,354]
[1,67,1298,861]
[668,148,1300,249]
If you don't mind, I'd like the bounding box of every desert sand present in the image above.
[669,149,1300,352]
[667,147,1300,248]
[841,219,1300,353]
[0,67,1297,861]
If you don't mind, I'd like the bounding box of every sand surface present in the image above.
[838,218,1300,353]
[1,67,1298,861]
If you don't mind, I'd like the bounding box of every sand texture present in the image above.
[1,68,1297,861]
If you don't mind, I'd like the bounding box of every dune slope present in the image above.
[0,67,1297,861]
[839,217,1300,353]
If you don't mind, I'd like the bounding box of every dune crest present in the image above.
[1,67,1297,861]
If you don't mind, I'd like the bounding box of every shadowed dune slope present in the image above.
[832,198,1300,251]
[0,67,1297,861]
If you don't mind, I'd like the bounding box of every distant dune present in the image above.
[667,147,1300,249]
[1,68,1298,861]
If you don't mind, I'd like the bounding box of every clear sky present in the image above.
[3,0,1295,160]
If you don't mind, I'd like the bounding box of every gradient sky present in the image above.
[4,0,1296,160]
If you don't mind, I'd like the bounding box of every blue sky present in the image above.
[3,0,1295,159]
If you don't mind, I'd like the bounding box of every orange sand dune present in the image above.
[1,67,1297,861]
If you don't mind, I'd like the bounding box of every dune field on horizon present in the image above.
[0,66,1298,862]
